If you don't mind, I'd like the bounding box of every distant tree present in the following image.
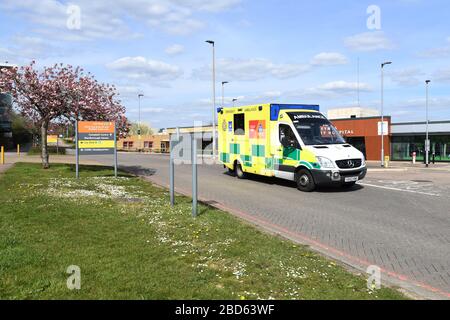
[0,61,130,169]
[129,122,154,136]
[10,111,33,146]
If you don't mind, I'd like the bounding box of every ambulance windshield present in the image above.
[288,112,346,146]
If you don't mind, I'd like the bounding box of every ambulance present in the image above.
[217,103,367,192]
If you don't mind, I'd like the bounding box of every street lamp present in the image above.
[138,93,144,149]
[425,80,431,167]
[221,81,229,108]
[232,98,238,107]
[138,94,144,133]
[206,40,217,159]
[381,61,392,167]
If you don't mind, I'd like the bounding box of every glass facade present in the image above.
[392,135,450,162]
[0,93,12,138]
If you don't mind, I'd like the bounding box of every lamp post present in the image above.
[425,80,431,167]
[232,98,238,107]
[138,93,144,150]
[381,61,392,167]
[206,40,217,159]
[221,81,229,108]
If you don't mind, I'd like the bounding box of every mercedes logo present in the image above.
[347,160,355,168]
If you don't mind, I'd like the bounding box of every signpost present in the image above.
[169,129,198,217]
[47,135,59,154]
[47,135,58,144]
[76,121,117,178]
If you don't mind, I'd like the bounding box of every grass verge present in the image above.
[0,163,406,300]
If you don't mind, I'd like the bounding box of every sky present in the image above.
[0,0,449,129]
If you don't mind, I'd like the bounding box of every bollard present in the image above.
[17,144,20,157]
[192,136,198,218]
[384,156,390,168]
[412,152,416,164]
[1,146,4,165]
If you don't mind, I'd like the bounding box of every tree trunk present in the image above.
[41,121,50,169]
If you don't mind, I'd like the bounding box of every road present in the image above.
[90,153,450,299]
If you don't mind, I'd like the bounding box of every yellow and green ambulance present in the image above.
[217,103,367,192]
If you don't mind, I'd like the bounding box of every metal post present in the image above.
[425,80,431,167]
[381,65,385,168]
[212,44,216,160]
[75,121,79,178]
[192,135,198,217]
[206,41,217,160]
[170,135,175,207]
[380,61,392,167]
[114,123,118,178]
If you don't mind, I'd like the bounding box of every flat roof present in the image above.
[330,116,391,121]
[392,120,450,126]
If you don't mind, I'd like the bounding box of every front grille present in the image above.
[335,159,362,169]
[340,169,363,177]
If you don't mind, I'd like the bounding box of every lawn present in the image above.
[0,163,406,300]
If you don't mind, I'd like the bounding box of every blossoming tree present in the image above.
[0,61,129,169]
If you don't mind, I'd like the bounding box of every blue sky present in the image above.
[1,0,449,129]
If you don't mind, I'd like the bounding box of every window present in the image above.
[144,141,153,149]
[288,112,345,146]
[279,124,300,149]
[234,113,245,135]
[161,142,167,153]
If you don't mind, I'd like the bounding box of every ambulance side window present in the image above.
[279,124,300,149]
[234,114,245,136]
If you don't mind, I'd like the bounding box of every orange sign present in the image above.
[249,120,266,139]
[78,121,115,134]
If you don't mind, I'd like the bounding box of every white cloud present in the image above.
[139,107,165,113]
[165,44,185,55]
[418,37,450,58]
[418,47,450,58]
[394,97,450,110]
[310,52,348,66]
[344,31,394,52]
[107,56,183,82]
[433,67,450,83]
[0,0,242,41]
[193,58,311,81]
[171,0,241,12]
[316,81,372,92]
[389,67,425,86]
[286,81,373,100]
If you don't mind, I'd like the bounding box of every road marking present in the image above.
[358,182,440,197]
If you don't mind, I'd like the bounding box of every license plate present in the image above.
[345,176,359,183]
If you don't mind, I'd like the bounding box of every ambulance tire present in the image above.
[235,163,246,179]
[295,169,316,192]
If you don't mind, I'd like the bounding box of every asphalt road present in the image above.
[90,153,450,299]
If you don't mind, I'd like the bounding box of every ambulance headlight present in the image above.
[317,156,335,169]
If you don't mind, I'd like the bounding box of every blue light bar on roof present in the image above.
[270,104,320,121]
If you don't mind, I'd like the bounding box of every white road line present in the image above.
[358,182,440,197]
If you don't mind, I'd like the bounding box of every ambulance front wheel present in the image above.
[295,169,316,192]
[235,162,246,179]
